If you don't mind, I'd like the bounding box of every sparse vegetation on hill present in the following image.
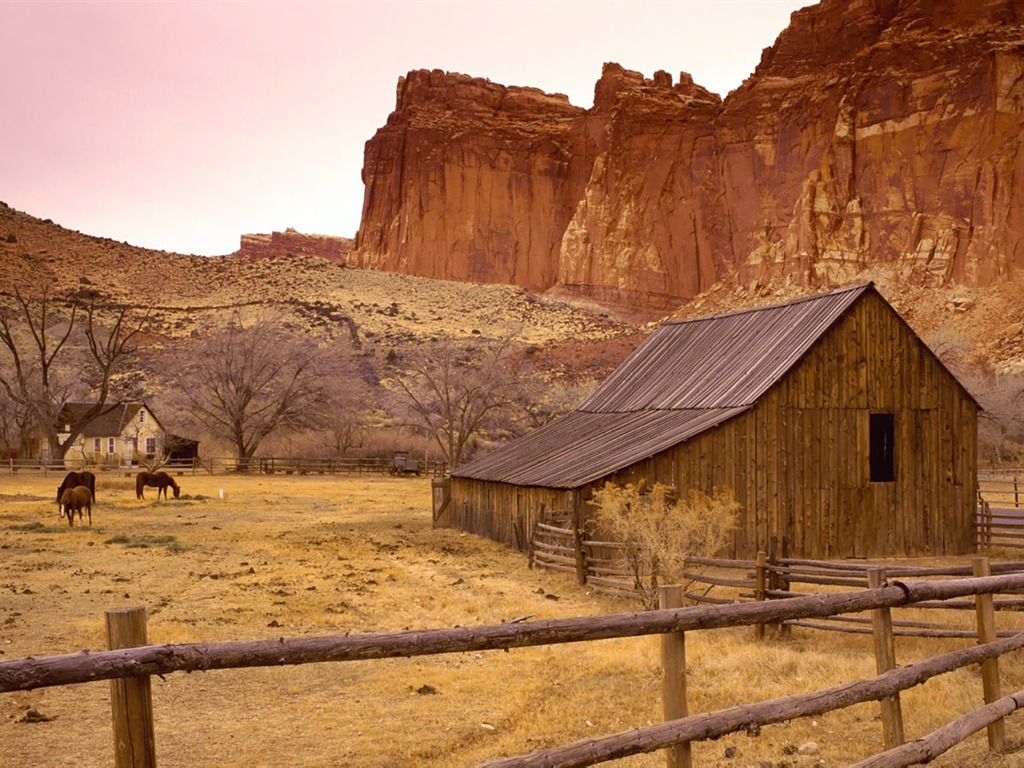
[3,200,1023,463]
[0,202,644,462]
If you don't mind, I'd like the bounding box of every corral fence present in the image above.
[530,478,1024,632]
[532,513,1024,640]
[2,566,1024,767]
[4,456,447,477]
[978,471,1024,549]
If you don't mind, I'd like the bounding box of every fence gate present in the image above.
[432,478,451,526]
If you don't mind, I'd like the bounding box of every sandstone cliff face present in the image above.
[356,69,587,292]
[355,0,1024,305]
[726,0,1024,291]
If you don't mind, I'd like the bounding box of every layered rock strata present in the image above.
[239,229,353,263]
[355,0,1024,306]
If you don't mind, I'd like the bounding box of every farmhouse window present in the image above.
[107,437,116,455]
[869,413,895,483]
[94,438,101,453]
[139,410,146,423]
[145,437,156,457]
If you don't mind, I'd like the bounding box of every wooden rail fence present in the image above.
[5,456,446,477]
[531,499,1024,639]
[978,473,1024,549]
[3,568,1024,766]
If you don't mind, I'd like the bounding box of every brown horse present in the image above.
[136,471,180,500]
[59,486,93,527]
[56,470,96,505]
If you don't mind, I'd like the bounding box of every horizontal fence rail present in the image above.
[4,570,1024,768]
[4,456,446,477]
[480,634,1024,768]
[4,572,1024,694]
[979,472,1024,549]
[531,500,1024,635]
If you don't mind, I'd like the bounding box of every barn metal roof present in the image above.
[454,407,749,489]
[454,283,873,489]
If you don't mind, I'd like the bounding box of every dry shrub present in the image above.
[591,481,738,608]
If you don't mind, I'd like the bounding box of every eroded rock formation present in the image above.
[239,229,353,263]
[355,0,1024,307]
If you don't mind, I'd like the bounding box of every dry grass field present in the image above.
[2,472,1024,767]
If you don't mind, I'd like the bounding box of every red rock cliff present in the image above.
[355,0,1024,305]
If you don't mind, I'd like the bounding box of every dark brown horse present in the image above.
[56,470,96,505]
[136,471,180,500]
[59,485,93,526]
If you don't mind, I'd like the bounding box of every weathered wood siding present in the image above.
[450,292,978,558]
[447,480,577,552]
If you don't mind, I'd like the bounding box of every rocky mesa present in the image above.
[353,0,1024,309]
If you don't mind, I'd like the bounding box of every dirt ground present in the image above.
[2,472,1024,768]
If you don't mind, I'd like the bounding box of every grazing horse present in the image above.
[136,471,180,500]
[56,470,96,506]
[59,486,93,527]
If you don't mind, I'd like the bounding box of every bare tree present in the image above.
[590,481,739,609]
[975,370,1024,465]
[390,336,526,469]
[0,384,33,458]
[0,288,145,460]
[166,314,336,465]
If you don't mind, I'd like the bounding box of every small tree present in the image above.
[390,336,524,469]
[165,314,337,465]
[590,481,739,609]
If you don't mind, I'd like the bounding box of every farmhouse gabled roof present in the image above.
[61,402,160,437]
[454,283,880,489]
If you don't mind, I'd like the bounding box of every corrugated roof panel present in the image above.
[454,407,750,488]
[578,283,869,412]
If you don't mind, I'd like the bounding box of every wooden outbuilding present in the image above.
[445,283,979,559]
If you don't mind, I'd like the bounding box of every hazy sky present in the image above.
[2,1,813,256]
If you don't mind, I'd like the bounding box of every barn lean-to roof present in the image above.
[454,282,924,490]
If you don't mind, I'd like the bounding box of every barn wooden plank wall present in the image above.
[447,482,578,552]
[449,292,978,560]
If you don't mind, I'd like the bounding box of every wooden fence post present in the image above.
[105,607,157,768]
[659,585,691,768]
[973,556,1006,753]
[571,493,587,586]
[754,551,767,640]
[867,568,905,750]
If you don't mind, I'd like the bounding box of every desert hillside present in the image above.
[0,201,644,379]
[4,200,1023,382]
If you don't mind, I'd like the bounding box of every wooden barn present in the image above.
[444,283,979,559]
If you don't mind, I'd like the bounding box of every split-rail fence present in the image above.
[3,565,1024,767]
[4,456,447,477]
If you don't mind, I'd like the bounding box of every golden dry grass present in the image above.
[2,472,1024,767]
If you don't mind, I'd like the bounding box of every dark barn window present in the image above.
[870,413,895,482]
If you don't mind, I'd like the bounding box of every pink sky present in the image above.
[1,1,812,256]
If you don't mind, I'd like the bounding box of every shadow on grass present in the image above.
[105,533,189,553]
[8,521,74,533]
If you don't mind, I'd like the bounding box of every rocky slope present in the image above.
[0,202,641,379]
[355,0,1024,310]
